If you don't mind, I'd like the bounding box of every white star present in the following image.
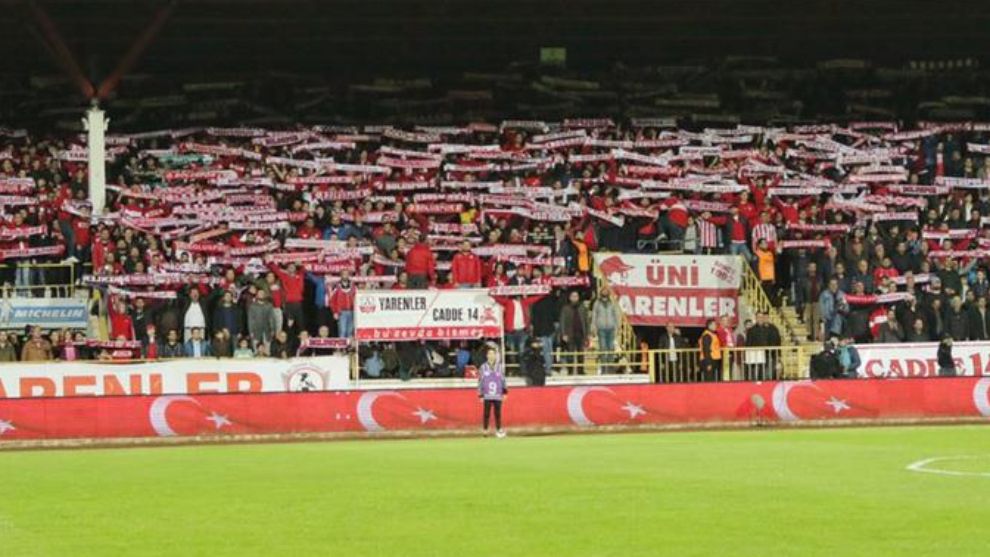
[825,396,851,414]
[205,412,232,430]
[0,419,14,435]
[621,402,646,419]
[412,407,437,424]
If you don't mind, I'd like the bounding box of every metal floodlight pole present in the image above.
[82,103,108,215]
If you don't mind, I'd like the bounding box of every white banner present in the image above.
[354,289,502,341]
[0,298,88,329]
[0,356,350,398]
[594,254,742,327]
[856,341,990,378]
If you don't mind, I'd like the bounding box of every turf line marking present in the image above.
[906,456,990,478]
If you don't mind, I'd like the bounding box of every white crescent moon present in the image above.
[566,386,614,426]
[771,381,813,422]
[973,378,990,417]
[356,391,404,432]
[149,395,199,437]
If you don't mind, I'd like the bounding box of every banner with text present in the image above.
[0,298,88,329]
[354,289,502,341]
[0,356,349,398]
[0,378,987,440]
[594,254,742,327]
[855,341,990,378]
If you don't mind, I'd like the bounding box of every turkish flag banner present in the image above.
[0,378,987,441]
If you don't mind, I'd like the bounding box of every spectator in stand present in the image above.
[906,318,929,342]
[591,288,620,367]
[182,288,208,342]
[723,206,752,262]
[328,271,356,338]
[850,259,875,294]
[495,291,545,364]
[184,327,212,358]
[269,329,292,359]
[305,268,332,330]
[450,240,482,287]
[0,331,16,362]
[681,216,698,254]
[969,269,990,300]
[159,329,184,359]
[143,325,160,359]
[530,286,560,374]
[820,277,847,339]
[837,337,861,378]
[945,296,970,342]
[269,262,306,332]
[698,319,721,382]
[801,262,823,340]
[570,232,591,275]
[754,239,777,305]
[696,211,720,255]
[131,298,150,346]
[212,291,243,342]
[657,324,688,382]
[751,211,777,253]
[405,231,436,288]
[559,290,590,375]
[938,259,967,298]
[248,289,278,352]
[154,299,182,342]
[21,326,53,361]
[968,296,990,340]
[263,271,285,333]
[212,330,232,358]
[714,314,738,379]
[109,299,135,341]
[875,308,905,343]
[233,337,255,359]
[744,312,778,380]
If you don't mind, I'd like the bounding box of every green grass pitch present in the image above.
[0,425,987,556]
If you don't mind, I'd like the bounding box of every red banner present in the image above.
[0,378,987,440]
[594,253,742,326]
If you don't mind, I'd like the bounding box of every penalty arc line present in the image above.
[905,456,990,478]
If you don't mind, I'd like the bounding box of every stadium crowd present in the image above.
[1,116,990,375]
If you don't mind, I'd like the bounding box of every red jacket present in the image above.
[450,252,482,285]
[495,295,545,331]
[405,242,436,280]
[110,312,134,341]
[270,265,304,303]
[71,218,91,248]
[329,285,355,315]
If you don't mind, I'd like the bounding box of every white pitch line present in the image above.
[906,456,990,478]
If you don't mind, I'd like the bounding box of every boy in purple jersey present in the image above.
[478,347,508,438]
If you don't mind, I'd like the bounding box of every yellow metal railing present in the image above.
[496,346,809,381]
[739,259,796,346]
[652,346,808,383]
[1,262,78,298]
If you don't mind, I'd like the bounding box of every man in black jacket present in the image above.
[745,312,782,380]
[944,296,970,342]
[937,336,956,377]
[657,323,689,382]
[521,339,547,386]
[530,287,560,375]
[967,296,990,341]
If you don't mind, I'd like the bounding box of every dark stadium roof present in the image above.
[2,0,990,87]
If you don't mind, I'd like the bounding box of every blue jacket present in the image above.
[183,340,213,358]
[306,272,328,308]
